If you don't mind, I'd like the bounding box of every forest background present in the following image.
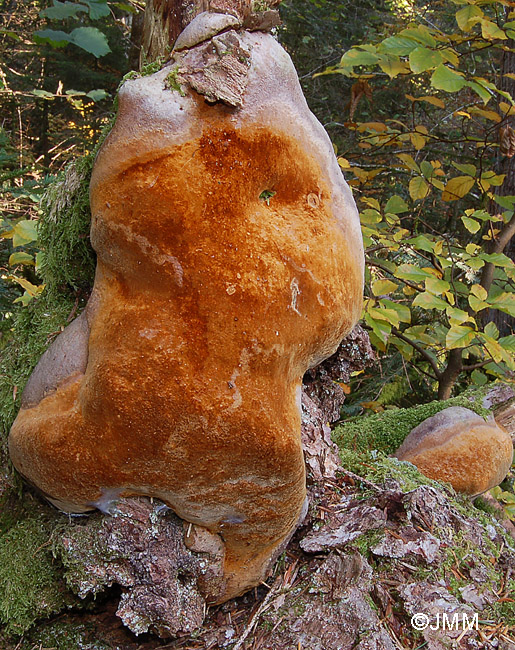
[1,0,515,429]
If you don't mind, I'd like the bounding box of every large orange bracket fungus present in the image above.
[9,12,364,603]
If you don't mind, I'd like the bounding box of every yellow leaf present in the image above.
[357,122,388,132]
[446,325,476,349]
[397,153,419,172]
[471,284,488,301]
[409,176,430,200]
[338,157,351,169]
[456,5,484,31]
[481,19,507,40]
[468,106,501,122]
[379,57,410,78]
[442,176,475,201]
[406,95,445,109]
[410,132,427,150]
[499,102,515,117]
[372,279,398,295]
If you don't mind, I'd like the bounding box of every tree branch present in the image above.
[392,329,442,380]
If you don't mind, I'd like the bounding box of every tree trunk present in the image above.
[488,30,515,335]
[139,0,255,67]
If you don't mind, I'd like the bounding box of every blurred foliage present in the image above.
[295,0,515,402]
[0,0,137,331]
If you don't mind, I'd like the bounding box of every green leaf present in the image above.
[461,216,480,233]
[395,264,433,284]
[364,312,391,344]
[446,307,475,325]
[430,65,466,92]
[379,299,411,324]
[0,28,21,41]
[385,195,409,214]
[33,28,71,48]
[372,279,398,295]
[340,48,379,68]
[452,162,476,176]
[9,252,34,266]
[469,294,489,312]
[420,161,435,179]
[360,209,382,225]
[488,292,515,317]
[479,253,514,267]
[466,80,493,103]
[69,26,110,57]
[493,194,515,209]
[86,88,108,101]
[412,291,449,310]
[40,1,88,19]
[83,0,110,19]
[446,325,476,349]
[471,369,488,385]
[408,235,434,253]
[113,2,137,12]
[12,220,38,247]
[499,334,515,352]
[481,171,505,187]
[425,277,451,295]
[368,306,400,328]
[409,177,430,200]
[409,47,443,73]
[484,321,499,339]
[31,89,55,100]
[399,26,436,48]
[455,5,484,31]
[441,175,475,201]
[379,35,419,56]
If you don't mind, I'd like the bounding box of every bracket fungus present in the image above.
[394,406,513,496]
[9,14,364,603]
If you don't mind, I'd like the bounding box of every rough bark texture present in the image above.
[489,35,515,336]
[51,468,515,648]
[140,0,282,67]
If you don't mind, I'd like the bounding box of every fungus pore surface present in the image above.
[9,31,364,603]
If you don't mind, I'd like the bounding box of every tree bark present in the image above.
[139,0,263,67]
[487,29,515,335]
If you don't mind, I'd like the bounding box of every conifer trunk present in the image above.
[139,0,254,67]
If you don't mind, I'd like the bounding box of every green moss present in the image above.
[333,390,491,456]
[351,528,385,558]
[489,578,515,626]
[120,58,165,85]
[0,512,75,636]
[165,67,186,96]
[338,449,440,493]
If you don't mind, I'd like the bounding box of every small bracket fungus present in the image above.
[9,20,364,603]
[394,406,514,496]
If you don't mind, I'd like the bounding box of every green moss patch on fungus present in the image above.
[333,390,491,456]
[0,511,77,637]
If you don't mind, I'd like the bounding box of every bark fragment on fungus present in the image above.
[8,14,364,604]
